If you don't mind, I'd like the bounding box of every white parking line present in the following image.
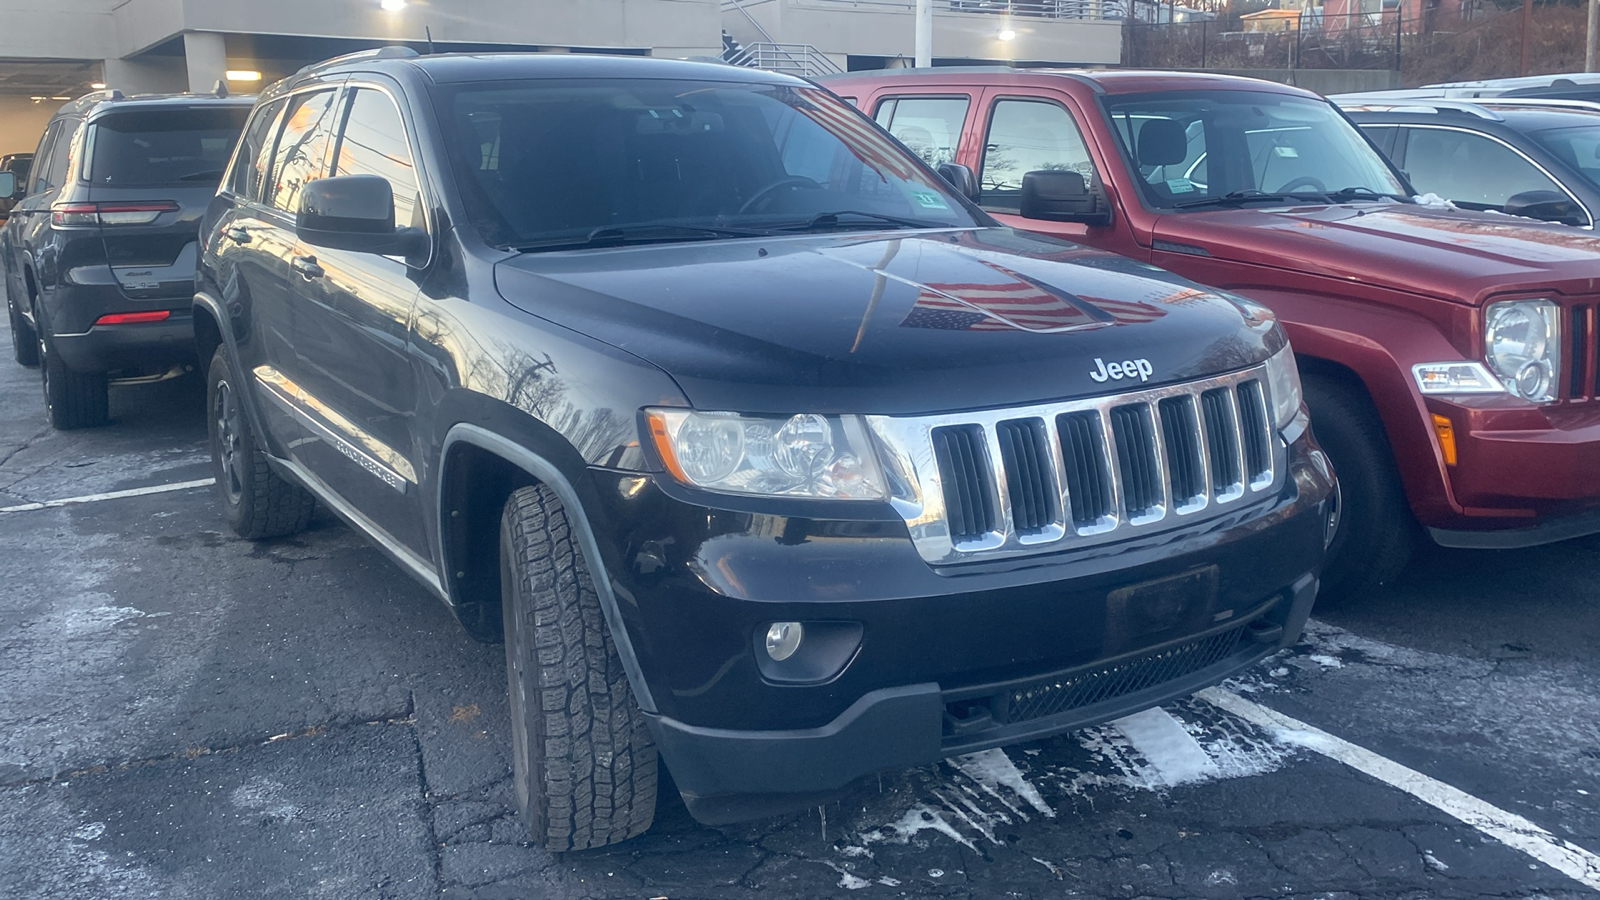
[1200,687,1600,890]
[0,478,215,514]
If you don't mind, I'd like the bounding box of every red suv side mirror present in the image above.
[1020,169,1111,227]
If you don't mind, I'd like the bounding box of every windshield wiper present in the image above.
[510,221,770,252]
[179,169,227,182]
[776,210,948,232]
[1173,189,1330,210]
[1325,186,1410,202]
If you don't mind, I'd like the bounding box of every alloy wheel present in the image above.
[213,377,245,505]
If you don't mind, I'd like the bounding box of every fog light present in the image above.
[764,622,804,661]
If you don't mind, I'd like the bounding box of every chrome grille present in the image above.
[869,366,1282,565]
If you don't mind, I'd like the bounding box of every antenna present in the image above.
[425,25,435,55]
[212,79,229,98]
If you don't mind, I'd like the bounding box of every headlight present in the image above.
[646,410,888,500]
[1263,343,1303,431]
[1485,299,1560,402]
[1412,361,1505,395]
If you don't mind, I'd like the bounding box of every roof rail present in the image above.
[1474,97,1600,115]
[295,45,421,77]
[1334,98,1504,121]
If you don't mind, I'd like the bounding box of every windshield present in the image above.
[1102,91,1409,210]
[1529,123,1600,193]
[430,79,979,250]
[88,107,249,186]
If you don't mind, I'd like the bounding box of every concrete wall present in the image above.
[726,0,1122,65]
[0,0,117,59]
[111,0,724,58]
[0,96,61,157]
[1193,67,1403,95]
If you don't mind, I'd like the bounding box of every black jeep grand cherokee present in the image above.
[1,90,251,428]
[196,49,1334,850]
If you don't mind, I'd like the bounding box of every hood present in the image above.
[1156,203,1600,305]
[494,228,1277,415]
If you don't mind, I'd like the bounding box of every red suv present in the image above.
[825,68,1600,600]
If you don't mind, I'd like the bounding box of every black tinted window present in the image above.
[88,107,247,186]
[270,90,339,213]
[432,79,975,248]
[229,98,285,201]
[1403,127,1561,209]
[44,122,79,190]
[29,122,59,194]
[333,89,420,229]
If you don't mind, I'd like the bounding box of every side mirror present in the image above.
[935,162,979,202]
[0,171,16,201]
[296,175,426,256]
[1504,189,1586,226]
[1020,169,1111,226]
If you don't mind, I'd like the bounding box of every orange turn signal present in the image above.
[1431,414,1457,466]
[645,412,689,484]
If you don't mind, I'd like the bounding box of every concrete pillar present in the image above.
[184,31,228,94]
[103,56,188,95]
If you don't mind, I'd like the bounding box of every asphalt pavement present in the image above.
[0,316,1597,899]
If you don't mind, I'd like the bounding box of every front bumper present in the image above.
[588,429,1332,823]
[1426,397,1600,537]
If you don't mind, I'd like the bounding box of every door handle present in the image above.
[291,255,324,279]
[225,227,251,243]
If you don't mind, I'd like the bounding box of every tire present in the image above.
[500,484,657,851]
[206,346,316,539]
[37,319,107,429]
[8,293,37,368]
[1304,375,1415,604]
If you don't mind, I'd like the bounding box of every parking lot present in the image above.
[0,309,1597,900]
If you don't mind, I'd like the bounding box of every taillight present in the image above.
[51,201,179,228]
[50,203,99,228]
[94,311,172,326]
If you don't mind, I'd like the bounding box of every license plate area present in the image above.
[1104,565,1221,656]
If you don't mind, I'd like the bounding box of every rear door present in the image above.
[235,85,345,461]
[82,104,249,306]
[15,119,82,332]
[288,81,430,554]
[2,122,59,314]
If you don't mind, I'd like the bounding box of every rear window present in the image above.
[88,107,250,186]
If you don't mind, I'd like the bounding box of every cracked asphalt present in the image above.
[0,319,1597,899]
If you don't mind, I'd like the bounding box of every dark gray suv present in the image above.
[0,90,250,428]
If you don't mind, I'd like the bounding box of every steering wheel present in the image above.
[739,176,824,214]
[1278,175,1328,194]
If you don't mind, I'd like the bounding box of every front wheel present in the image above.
[501,484,658,850]
[1304,375,1416,604]
[38,322,107,429]
[206,346,315,539]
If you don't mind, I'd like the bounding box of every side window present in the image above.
[1361,125,1399,158]
[28,122,60,195]
[875,96,969,167]
[41,121,79,192]
[229,98,286,201]
[331,88,420,229]
[980,99,1096,212]
[1399,128,1562,210]
[269,89,339,214]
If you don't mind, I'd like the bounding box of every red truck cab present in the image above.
[823,68,1600,600]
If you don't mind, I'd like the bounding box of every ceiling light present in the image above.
[90,82,107,90]
[51,96,69,100]
[998,28,1017,40]
[380,0,406,10]
[225,70,262,82]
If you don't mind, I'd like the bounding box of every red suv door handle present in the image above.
[291,255,324,279]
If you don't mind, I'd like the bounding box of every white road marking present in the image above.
[1200,687,1600,891]
[1110,707,1220,787]
[0,478,215,514]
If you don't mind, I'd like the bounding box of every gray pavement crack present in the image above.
[0,705,417,790]
[0,425,49,474]
[408,690,447,897]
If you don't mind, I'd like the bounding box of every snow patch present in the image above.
[951,748,1055,818]
[859,804,977,853]
[1109,708,1219,787]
